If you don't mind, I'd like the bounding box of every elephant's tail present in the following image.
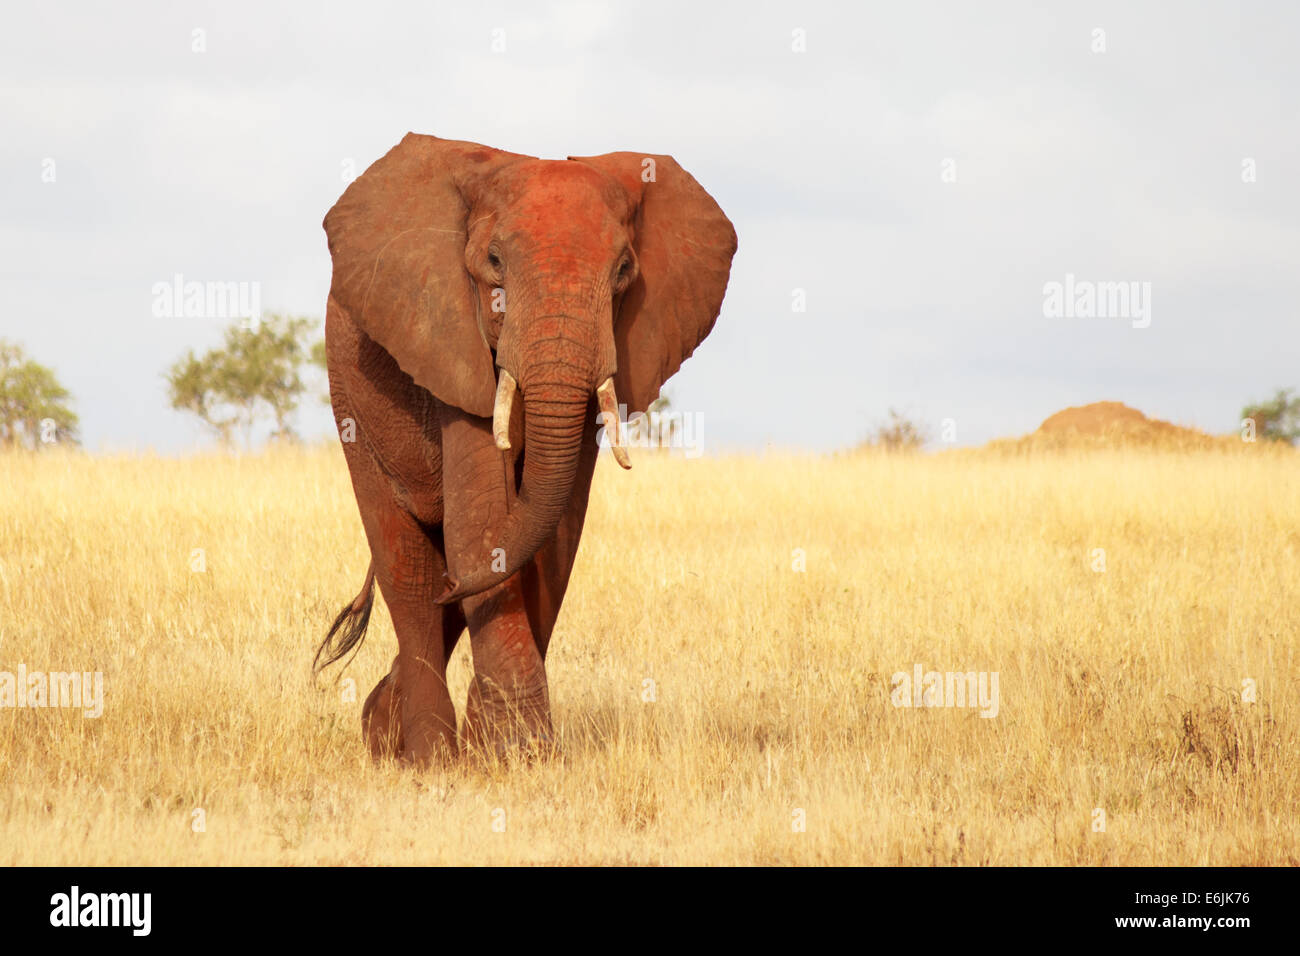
[313,562,376,676]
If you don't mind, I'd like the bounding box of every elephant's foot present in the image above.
[399,714,461,767]
[460,677,555,761]
[362,664,461,766]
[361,664,403,760]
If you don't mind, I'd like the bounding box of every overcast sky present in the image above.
[2,1,1297,453]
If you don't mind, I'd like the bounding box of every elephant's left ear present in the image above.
[323,134,529,417]
[568,152,737,415]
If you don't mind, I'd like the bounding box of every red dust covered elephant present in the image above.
[314,134,736,764]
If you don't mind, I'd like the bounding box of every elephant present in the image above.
[313,133,736,765]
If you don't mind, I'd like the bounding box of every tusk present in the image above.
[493,369,517,450]
[596,377,631,469]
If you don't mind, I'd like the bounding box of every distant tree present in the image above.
[165,314,322,447]
[1242,388,1300,445]
[0,340,79,449]
[309,339,331,405]
[870,408,928,452]
[628,393,678,447]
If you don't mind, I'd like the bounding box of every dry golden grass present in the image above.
[1,442,1297,865]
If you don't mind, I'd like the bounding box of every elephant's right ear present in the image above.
[323,133,529,417]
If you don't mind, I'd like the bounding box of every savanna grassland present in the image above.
[0,443,1297,865]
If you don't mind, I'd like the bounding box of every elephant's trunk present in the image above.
[435,365,591,605]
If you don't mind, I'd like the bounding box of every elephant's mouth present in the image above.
[491,368,631,470]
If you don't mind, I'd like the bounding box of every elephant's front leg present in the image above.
[439,404,552,756]
[331,387,463,765]
[460,582,552,756]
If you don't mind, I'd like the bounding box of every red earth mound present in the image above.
[991,401,1226,451]
[1038,401,1151,435]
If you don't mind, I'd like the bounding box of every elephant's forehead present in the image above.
[487,160,629,221]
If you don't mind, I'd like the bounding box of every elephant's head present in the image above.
[324,134,736,603]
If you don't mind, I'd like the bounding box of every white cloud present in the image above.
[1,0,1297,451]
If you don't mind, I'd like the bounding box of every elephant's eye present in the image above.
[614,255,634,288]
[487,250,502,270]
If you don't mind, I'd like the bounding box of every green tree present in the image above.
[310,338,331,405]
[0,340,79,449]
[870,408,928,452]
[165,314,322,447]
[628,393,678,446]
[1242,388,1300,445]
